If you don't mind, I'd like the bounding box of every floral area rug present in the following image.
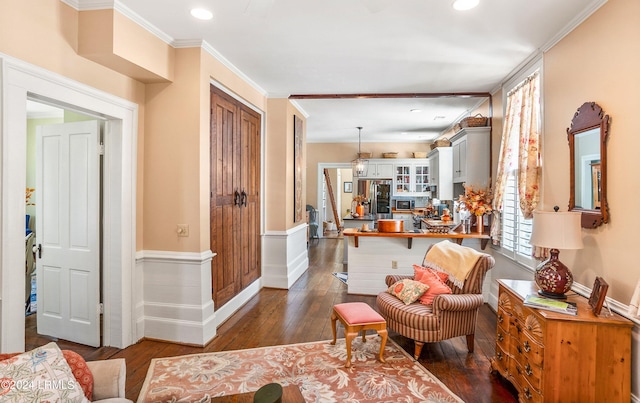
[137,336,463,403]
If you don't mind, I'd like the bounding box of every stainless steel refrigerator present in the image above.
[357,179,392,219]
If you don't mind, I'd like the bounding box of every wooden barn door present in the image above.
[210,85,261,309]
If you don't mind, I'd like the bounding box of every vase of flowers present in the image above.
[352,195,366,217]
[457,185,492,234]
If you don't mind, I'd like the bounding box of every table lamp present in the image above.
[529,208,584,299]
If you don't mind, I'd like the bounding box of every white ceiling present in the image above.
[71,0,606,143]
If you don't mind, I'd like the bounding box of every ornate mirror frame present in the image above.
[567,102,610,228]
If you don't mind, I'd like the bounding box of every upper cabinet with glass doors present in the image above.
[393,160,430,196]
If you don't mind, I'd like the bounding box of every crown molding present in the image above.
[67,1,268,97]
[490,0,608,96]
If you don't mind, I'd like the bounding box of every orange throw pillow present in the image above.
[413,264,452,305]
[62,350,94,400]
[413,264,449,284]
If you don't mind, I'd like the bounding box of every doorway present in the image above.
[1,56,137,352]
[25,102,103,347]
[316,163,352,238]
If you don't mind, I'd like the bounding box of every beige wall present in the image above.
[0,0,147,247]
[264,99,307,232]
[540,0,640,304]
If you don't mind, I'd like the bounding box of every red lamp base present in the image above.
[534,248,573,299]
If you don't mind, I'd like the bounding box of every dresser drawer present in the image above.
[494,343,509,373]
[515,330,544,367]
[512,355,543,391]
[496,325,509,354]
[497,306,510,333]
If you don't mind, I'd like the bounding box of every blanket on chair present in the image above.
[424,240,484,289]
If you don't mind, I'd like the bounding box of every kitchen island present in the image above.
[341,214,376,264]
[342,228,490,295]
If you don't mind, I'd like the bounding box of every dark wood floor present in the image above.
[26,238,518,402]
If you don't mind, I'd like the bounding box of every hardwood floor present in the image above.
[25,238,518,402]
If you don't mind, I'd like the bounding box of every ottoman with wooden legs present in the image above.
[330,302,388,368]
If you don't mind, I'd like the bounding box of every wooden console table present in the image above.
[491,279,632,402]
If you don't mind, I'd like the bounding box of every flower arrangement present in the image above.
[458,185,492,216]
[25,187,35,206]
[352,194,367,204]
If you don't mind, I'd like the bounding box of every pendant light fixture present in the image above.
[352,126,369,177]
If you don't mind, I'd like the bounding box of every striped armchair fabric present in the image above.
[376,246,494,359]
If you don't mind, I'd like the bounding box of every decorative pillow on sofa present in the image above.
[413,265,452,305]
[413,264,449,284]
[388,279,430,305]
[62,349,94,400]
[0,342,90,402]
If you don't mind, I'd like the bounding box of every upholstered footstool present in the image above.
[330,302,388,368]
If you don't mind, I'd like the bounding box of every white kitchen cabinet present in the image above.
[359,159,394,179]
[392,212,413,230]
[451,127,490,188]
[392,159,430,196]
[428,147,453,200]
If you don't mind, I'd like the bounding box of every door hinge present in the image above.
[99,142,105,155]
[99,303,104,314]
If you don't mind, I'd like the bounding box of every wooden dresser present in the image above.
[491,279,632,403]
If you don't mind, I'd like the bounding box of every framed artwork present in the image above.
[294,115,303,222]
[588,276,609,316]
[344,181,353,193]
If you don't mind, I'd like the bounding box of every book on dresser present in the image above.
[523,294,578,315]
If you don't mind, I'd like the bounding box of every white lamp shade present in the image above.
[529,210,584,250]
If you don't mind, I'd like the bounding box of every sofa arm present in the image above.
[86,358,128,401]
[385,274,413,287]
[432,293,484,314]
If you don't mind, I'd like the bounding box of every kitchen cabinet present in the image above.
[359,159,394,179]
[392,212,413,230]
[491,279,632,403]
[451,127,490,188]
[392,159,430,196]
[427,147,453,200]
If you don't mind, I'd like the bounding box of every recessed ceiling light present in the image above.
[410,109,422,113]
[452,0,479,11]
[191,8,213,20]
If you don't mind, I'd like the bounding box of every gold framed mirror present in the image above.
[567,102,610,228]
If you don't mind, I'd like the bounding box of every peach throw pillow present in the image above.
[413,264,452,305]
[413,264,449,284]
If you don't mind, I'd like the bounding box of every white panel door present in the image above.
[35,120,101,347]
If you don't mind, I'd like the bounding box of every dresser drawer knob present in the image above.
[517,345,522,354]
[523,387,533,400]
[498,315,503,323]
[496,351,503,361]
[523,340,531,352]
[497,333,504,342]
[525,363,533,376]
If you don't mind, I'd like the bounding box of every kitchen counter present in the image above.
[342,214,375,221]
[342,227,491,295]
[342,227,490,250]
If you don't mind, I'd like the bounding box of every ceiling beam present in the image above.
[288,92,491,100]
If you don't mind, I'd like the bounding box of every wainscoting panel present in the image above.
[137,250,216,345]
[262,224,309,289]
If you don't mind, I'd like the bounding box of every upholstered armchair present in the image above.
[376,244,495,359]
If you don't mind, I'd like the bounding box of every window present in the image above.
[494,61,541,268]
[500,172,535,267]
